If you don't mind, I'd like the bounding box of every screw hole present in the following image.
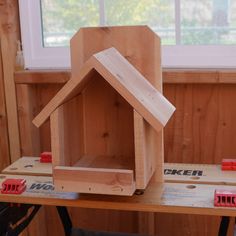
[186,185,196,189]
[190,176,200,180]
[24,165,33,168]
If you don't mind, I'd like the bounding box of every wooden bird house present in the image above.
[33,26,175,195]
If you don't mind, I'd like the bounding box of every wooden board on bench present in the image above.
[3,157,236,186]
[0,173,236,217]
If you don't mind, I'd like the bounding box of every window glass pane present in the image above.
[40,0,236,48]
[105,0,175,45]
[181,0,236,45]
[41,0,99,47]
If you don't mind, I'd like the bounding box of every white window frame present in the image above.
[19,0,236,69]
[19,0,70,69]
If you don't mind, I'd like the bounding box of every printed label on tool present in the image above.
[29,182,55,191]
[164,169,203,176]
[26,181,78,199]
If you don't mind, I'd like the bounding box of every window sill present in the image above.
[14,69,236,84]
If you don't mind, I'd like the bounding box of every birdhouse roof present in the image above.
[33,47,175,131]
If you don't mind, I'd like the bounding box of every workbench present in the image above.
[1,157,236,217]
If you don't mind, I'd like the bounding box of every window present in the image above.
[19,0,236,69]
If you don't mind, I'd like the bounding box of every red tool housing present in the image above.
[40,152,52,163]
[214,189,236,207]
[1,179,26,194]
[221,159,236,171]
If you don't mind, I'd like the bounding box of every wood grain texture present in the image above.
[16,84,65,236]
[16,85,40,156]
[2,156,52,176]
[32,67,94,127]
[46,67,137,195]
[50,106,65,167]
[15,73,236,235]
[14,69,236,84]
[0,37,10,170]
[4,158,236,235]
[17,82,138,235]
[33,48,175,132]
[11,24,236,236]
[2,174,236,217]
[16,84,63,156]
[33,31,171,195]
[70,26,161,81]
[6,157,236,187]
[164,84,236,164]
[140,213,231,236]
[74,155,133,169]
[134,113,162,188]
[15,70,70,84]
[93,48,175,131]
[134,111,148,188]
[0,161,235,236]
[0,0,21,162]
[54,166,135,195]
[62,94,84,165]
[163,69,236,84]
[81,75,134,165]
[163,70,219,83]
[70,25,164,189]
[162,83,236,236]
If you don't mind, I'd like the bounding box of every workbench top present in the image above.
[1,158,236,217]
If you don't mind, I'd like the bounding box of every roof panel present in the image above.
[33,47,175,131]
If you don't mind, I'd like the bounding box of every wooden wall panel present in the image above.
[128,82,236,236]
[0,0,19,168]
[154,214,226,236]
[70,209,139,234]
[138,213,234,236]
[16,85,40,156]
[17,84,65,236]
[157,83,236,236]
[0,0,21,162]
[164,84,236,164]
[0,37,10,170]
